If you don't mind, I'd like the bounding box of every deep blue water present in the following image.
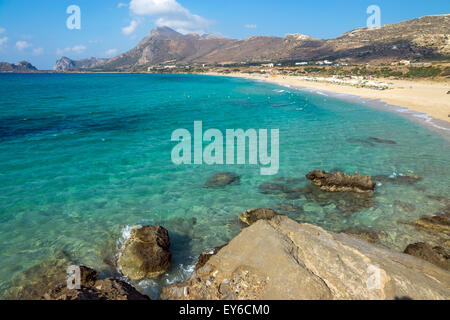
[0,73,449,298]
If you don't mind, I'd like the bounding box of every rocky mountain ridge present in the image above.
[54,14,450,71]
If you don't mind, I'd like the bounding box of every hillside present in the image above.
[54,14,450,71]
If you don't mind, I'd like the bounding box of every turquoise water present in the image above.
[0,73,449,299]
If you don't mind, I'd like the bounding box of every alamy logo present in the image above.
[67,265,81,290]
[66,5,81,30]
[367,5,381,29]
[171,121,279,175]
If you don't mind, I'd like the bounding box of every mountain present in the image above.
[55,14,450,71]
[0,61,38,72]
[54,57,108,71]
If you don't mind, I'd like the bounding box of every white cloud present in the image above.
[122,20,139,35]
[72,45,87,54]
[32,47,44,55]
[118,2,128,8]
[127,0,210,34]
[16,40,31,51]
[245,24,257,29]
[105,48,118,56]
[56,45,87,55]
[0,37,8,46]
[0,27,5,34]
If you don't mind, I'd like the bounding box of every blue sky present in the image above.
[0,0,448,69]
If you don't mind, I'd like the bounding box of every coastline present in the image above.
[204,72,450,135]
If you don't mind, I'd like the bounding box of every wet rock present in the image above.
[162,216,450,300]
[368,137,397,145]
[79,266,98,287]
[306,170,376,193]
[42,278,150,300]
[239,208,283,226]
[117,225,171,280]
[404,243,450,271]
[195,244,227,271]
[341,227,380,243]
[205,172,240,188]
[413,212,450,233]
[295,184,376,216]
[394,201,416,212]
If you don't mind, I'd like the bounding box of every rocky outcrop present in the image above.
[0,61,38,72]
[239,208,283,226]
[306,170,376,193]
[404,243,449,271]
[53,56,108,71]
[205,172,240,188]
[117,225,171,280]
[162,216,450,300]
[42,266,149,300]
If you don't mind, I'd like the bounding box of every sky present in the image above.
[0,0,448,69]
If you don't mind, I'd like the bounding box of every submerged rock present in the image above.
[394,201,416,212]
[162,216,450,300]
[306,170,376,193]
[239,208,283,226]
[374,174,422,186]
[368,137,397,145]
[205,172,240,188]
[117,225,171,281]
[275,203,304,214]
[342,227,381,244]
[404,243,450,271]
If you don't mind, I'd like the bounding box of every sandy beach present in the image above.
[208,72,450,126]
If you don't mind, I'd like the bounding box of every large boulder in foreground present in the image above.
[239,208,283,226]
[117,225,171,280]
[306,170,376,193]
[205,172,240,188]
[162,216,450,300]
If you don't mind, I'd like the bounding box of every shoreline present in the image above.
[204,72,450,136]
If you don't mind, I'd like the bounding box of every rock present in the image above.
[347,138,376,147]
[205,172,240,188]
[404,243,450,271]
[258,183,290,194]
[79,266,98,287]
[413,212,450,233]
[394,201,416,212]
[258,183,303,200]
[447,91,450,94]
[42,278,150,300]
[306,170,376,193]
[288,184,376,216]
[195,245,227,271]
[342,227,381,244]
[368,137,397,145]
[162,216,450,300]
[117,225,171,280]
[239,208,283,226]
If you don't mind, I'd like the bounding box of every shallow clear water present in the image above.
[0,73,449,298]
